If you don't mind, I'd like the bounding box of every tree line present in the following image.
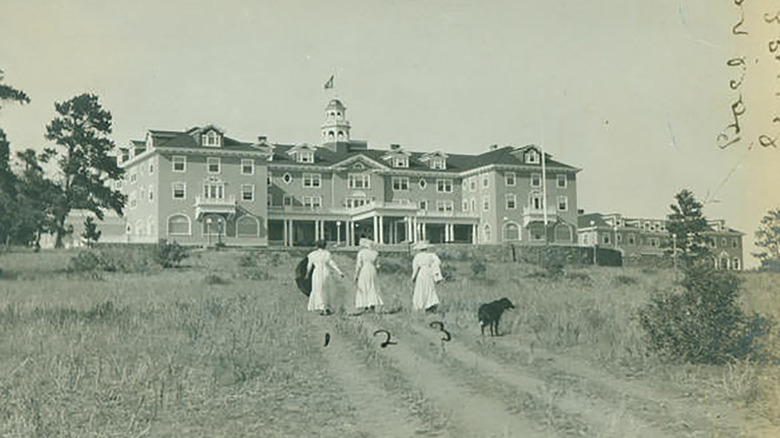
[0,69,125,249]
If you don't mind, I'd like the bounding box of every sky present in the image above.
[1,0,778,267]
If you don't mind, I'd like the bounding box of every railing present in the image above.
[194,195,236,206]
[417,209,479,219]
[522,206,559,225]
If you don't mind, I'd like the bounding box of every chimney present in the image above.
[257,135,267,143]
[577,209,585,215]
[390,144,401,151]
[489,144,498,150]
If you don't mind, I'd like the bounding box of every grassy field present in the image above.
[0,248,778,437]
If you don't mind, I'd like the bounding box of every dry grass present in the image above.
[0,248,778,436]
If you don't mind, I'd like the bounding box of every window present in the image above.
[471,198,477,213]
[436,179,453,193]
[267,195,273,206]
[431,158,445,170]
[297,151,314,163]
[462,180,468,190]
[483,196,490,212]
[241,184,255,201]
[469,177,476,192]
[302,195,322,209]
[419,178,427,190]
[241,159,254,175]
[346,198,368,208]
[283,194,294,206]
[530,192,543,210]
[733,258,740,270]
[202,131,220,147]
[267,172,272,185]
[557,174,567,188]
[393,156,408,168]
[503,223,520,241]
[348,173,370,189]
[392,177,409,191]
[203,183,224,200]
[732,238,738,248]
[525,150,540,164]
[282,173,293,184]
[436,200,454,212]
[531,173,541,187]
[129,173,137,184]
[303,173,322,188]
[628,235,635,245]
[115,180,123,190]
[172,182,186,199]
[651,238,658,247]
[505,194,517,210]
[419,200,428,210]
[207,157,220,174]
[149,162,154,174]
[462,200,469,211]
[235,216,259,237]
[557,196,568,211]
[617,234,623,243]
[173,156,187,172]
[505,172,516,186]
[603,234,611,245]
[168,215,190,235]
[482,174,489,188]
[129,192,137,209]
[148,187,154,201]
[354,162,364,170]
[721,237,727,247]
[483,224,492,242]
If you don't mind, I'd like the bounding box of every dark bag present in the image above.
[295,256,313,296]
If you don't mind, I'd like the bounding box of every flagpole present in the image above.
[541,119,548,228]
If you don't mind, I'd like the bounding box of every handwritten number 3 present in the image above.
[429,321,452,342]
[765,12,780,24]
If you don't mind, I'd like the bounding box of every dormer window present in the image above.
[394,156,409,168]
[525,150,540,164]
[431,158,446,170]
[298,151,314,163]
[202,131,221,147]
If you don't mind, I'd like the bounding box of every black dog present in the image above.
[478,298,515,336]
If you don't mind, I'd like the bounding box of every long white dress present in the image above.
[412,251,442,311]
[354,248,384,309]
[307,249,343,312]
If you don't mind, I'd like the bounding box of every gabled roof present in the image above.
[578,213,610,228]
[137,126,268,153]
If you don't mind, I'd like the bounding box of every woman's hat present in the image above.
[412,240,431,251]
[359,238,374,248]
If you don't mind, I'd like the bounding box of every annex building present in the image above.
[116,99,581,248]
[577,212,744,270]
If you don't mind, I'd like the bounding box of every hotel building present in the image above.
[117,99,581,248]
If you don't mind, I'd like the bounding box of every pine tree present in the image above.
[665,189,711,265]
[754,208,780,272]
[81,216,102,248]
[0,69,31,245]
[43,93,125,248]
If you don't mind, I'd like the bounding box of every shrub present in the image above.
[69,250,103,273]
[378,257,407,275]
[639,262,776,364]
[440,262,456,282]
[470,258,487,278]
[205,273,231,285]
[156,239,188,268]
[614,274,639,286]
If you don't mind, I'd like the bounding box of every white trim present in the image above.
[502,221,521,241]
[282,173,293,184]
[167,213,191,236]
[530,173,541,188]
[207,157,221,174]
[557,195,568,211]
[436,178,453,193]
[392,176,410,191]
[556,173,567,188]
[172,155,186,173]
[236,215,260,238]
[505,171,516,186]
[241,184,255,201]
[302,172,322,188]
[172,182,186,200]
[241,159,255,175]
[505,193,517,210]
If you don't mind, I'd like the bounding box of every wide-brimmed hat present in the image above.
[412,240,431,251]
[359,238,374,248]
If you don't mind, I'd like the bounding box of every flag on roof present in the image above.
[324,75,334,90]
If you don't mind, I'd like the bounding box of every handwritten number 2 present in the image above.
[373,329,396,348]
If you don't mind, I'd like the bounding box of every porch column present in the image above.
[319,220,325,241]
[288,220,294,247]
[378,216,384,244]
[472,224,478,244]
[373,216,379,242]
[336,222,342,246]
[444,224,450,242]
[349,221,355,246]
[405,217,411,243]
[411,217,417,242]
[314,220,319,241]
[422,223,427,241]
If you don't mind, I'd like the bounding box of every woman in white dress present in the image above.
[354,238,384,312]
[410,240,442,313]
[307,240,344,315]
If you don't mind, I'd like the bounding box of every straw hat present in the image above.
[412,240,431,251]
[359,238,374,248]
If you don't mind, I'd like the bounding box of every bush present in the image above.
[156,239,188,268]
[204,273,231,285]
[639,262,776,364]
[613,275,639,286]
[470,258,487,278]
